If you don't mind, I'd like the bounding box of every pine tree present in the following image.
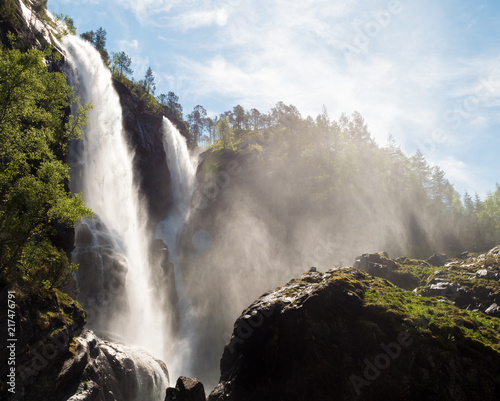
[141,66,156,95]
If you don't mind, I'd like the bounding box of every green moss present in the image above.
[364,277,500,351]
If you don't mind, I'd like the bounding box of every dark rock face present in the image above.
[165,376,206,401]
[72,217,129,333]
[208,268,500,401]
[112,79,191,222]
[112,79,172,221]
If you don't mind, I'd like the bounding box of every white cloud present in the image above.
[118,39,139,52]
[169,8,231,31]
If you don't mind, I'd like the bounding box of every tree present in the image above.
[206,116,217,145]
[80,27,109,63]
[478,185,500,247]
[0,46,92,292]
[188,105,207,146]
[232,104,246,137]
[347,111,372,147]
[112,51,133,79]
[270,101,302,132]
[54,14,76,35]
[141,66,156,95]
[216,118,234,150]
[249,108,262,130]
[411,149,431,189]
[166,91,183,118]
[80,30,95,44]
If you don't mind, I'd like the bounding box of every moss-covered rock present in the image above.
[208,267,500,401]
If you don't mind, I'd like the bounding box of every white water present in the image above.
[62,36,169,398]
[157,118,197,376]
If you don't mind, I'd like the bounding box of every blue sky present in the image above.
[47,0,500,197]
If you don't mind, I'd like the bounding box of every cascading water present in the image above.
[157,118,197,376]
[62,36,169,399]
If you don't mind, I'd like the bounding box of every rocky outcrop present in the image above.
[165,376,206,401]
[416,247,500,313]
[354,248,500,315]
[354,252,418,290]
[59,329,169,401]
[208,268,500,401]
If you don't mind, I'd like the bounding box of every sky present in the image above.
[47,0,500,198]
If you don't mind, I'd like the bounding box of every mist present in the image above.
[174,107,468,387]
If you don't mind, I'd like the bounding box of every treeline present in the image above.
[199,103,500,256]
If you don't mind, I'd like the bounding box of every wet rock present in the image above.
[61,329,169,401]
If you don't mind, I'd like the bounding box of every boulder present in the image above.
[60,329,169,401]
[354,252,398,271]
[165,376,206,401]
[426,254,448,267]
[354,253,417,290]
[208,268,500,401]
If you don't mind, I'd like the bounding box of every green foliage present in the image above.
[53,13,76,36]
[111,51,133,80]
[140,66,156,95]
[0,45,92,294]
[188,104,207,145]
[215,118,235,150]
[159,91,183,119]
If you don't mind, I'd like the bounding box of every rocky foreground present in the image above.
[169,247,500,401]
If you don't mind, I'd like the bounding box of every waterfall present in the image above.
[62,36,169,399]
[157,117,197,376]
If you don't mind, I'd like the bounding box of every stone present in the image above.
[426,254,448,267]
[165,376,206,401]
[208,268,500,401]
[485,303,500,317]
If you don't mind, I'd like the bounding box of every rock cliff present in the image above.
[113,78,191,222]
